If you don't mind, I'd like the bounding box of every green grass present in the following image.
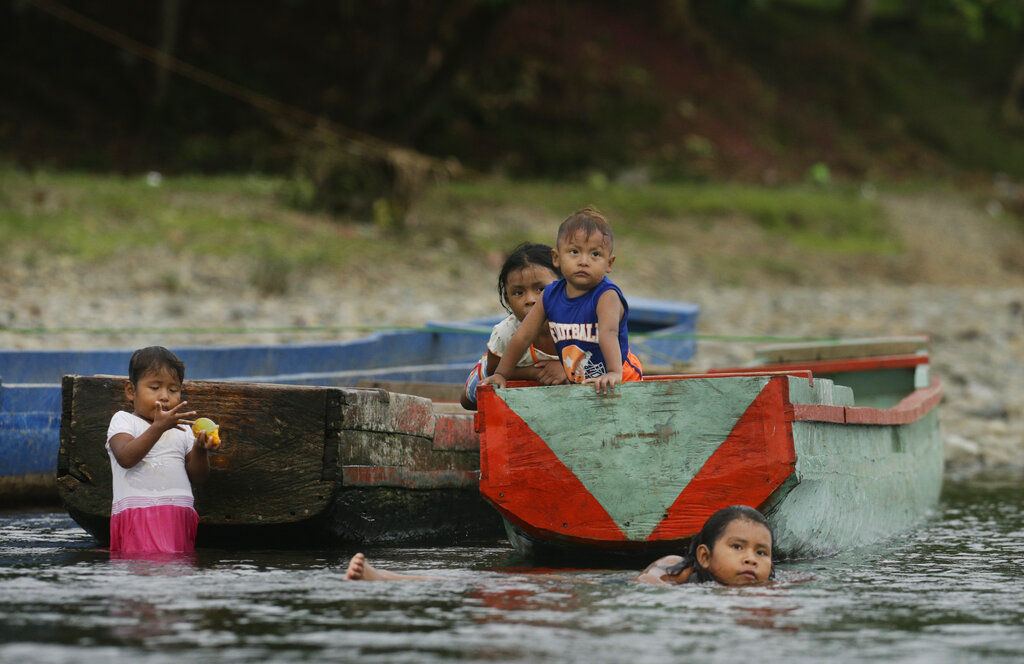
[429,178,897,253]
[0,169,900,292]
[0,169,385,265]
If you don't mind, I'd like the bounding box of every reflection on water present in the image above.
[1,480,1022,663]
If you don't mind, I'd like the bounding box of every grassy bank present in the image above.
[0,169,902,294]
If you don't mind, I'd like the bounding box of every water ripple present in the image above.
[1,481,1022,663]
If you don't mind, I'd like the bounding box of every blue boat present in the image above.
[0,298,699,504]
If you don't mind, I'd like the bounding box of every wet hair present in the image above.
[665,505,775,583]
[496,242,560,313]
[128,346,186,386]
[556,207,614,252]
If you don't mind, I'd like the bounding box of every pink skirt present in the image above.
[110,504,199,554]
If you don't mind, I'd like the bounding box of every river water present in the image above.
[1,479,1022,664]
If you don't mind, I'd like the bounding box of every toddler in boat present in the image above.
[344,505,774,586]
[481,207,642,395]
[105,346,218,554]
[460,241,566,410]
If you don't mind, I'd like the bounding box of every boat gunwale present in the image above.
[792,375,942,425]
[709,352,930,376]
[643,369,815,384]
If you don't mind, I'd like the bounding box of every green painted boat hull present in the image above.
[478,343,943,560]
[765,409,943,558]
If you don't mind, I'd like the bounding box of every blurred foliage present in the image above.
[1,0,1023,212]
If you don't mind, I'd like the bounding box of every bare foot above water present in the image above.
[345,553,435,581]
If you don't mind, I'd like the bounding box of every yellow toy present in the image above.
[192,417,221,449]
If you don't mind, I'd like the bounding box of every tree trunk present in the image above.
[391,2,513,144]
[1003,44,1024,127]
[153,0,183,107]
[660,0,694,36]
[844,0,875,30]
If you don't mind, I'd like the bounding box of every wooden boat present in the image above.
[59,375,501,547]
[476,336,943,560]
[0,298,700,505]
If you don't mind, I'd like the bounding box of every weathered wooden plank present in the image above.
[57,375,129,520]
[58,375,502,546]
[754,336,930,364]
[791,404,847,423]
[432,414,478,451]
[330,486,502,544]
[338,430,479,471]
[57,376,337,532]
[338,388,436,437]
[355,380,463,403]
[189,380,336,526]
[714,354,928,377]
[341,466,478,489]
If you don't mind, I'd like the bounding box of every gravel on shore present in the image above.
[1,193,1022,477]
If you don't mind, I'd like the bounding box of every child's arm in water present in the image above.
[345,552,693,585]
[108,401,196,468]
[634,554,694,586]
[481,301,549,389]
[583,290,625,394]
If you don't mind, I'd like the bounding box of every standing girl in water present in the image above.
[106,346,218,554]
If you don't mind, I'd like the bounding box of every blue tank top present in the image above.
[542,277,633,383]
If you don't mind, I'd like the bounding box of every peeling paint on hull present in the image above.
[478,342,943,560]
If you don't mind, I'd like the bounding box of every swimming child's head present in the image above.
[126,346,186,422]
[497,242,560,321]
[684,505,775,585]
[556,207,614,253]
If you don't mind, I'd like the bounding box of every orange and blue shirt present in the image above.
[542,277,643,383]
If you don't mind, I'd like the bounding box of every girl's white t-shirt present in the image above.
[106,410,196,514]
[487,314,559,366]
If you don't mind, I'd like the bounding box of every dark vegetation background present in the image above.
[3,0,1024,195]
[3,1,1024,472]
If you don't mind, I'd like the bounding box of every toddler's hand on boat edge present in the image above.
[584,371,621,394]
[480,374,507,389]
